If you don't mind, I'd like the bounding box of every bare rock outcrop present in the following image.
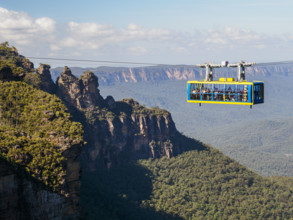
[36,64,57,94]
[57,67,105,109]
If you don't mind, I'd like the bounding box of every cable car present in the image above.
[187,61,264,108]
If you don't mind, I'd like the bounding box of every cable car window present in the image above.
[213,84,219,101]
[243,85,248,102]
[254,84,259,100]
[190,83,201,100]
[237,85,244,102]
[217,84,225,101]
[202,84,212,100]
[190,83,195,99]
[259,84,264,100]
[254,83,264,103]
[230,84,236,101]
[225,84,233,101]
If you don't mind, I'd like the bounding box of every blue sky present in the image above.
[1,0,293,67]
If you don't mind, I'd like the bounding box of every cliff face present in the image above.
[85,100,179,169]
[56,67,186,169]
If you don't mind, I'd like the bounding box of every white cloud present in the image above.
[51,21,174,51]
[0,7,56,45]
[35,17,56,33]
[68,22,114,37]
[122,24,171,40]
[0,6,290,66]
[50,44,61,51]
[171,47,188,53]
[204,27,264,47]
[128,46,147,55]
[224,27,261,42]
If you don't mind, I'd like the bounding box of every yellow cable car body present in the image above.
[187,78,264,107]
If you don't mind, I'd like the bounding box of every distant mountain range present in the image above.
[51,64,293,85]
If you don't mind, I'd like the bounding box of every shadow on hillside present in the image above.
[172,131,209,154]
[81,162,184,220]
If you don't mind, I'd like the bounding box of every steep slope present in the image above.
[0,43,84,219]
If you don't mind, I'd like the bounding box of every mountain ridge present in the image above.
[51,64,293,85]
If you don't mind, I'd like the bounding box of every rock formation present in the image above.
[37,64,57,94]
[56,67,189,169]
[57,66,105,109]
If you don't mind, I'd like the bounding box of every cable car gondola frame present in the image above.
[187,61,264,108]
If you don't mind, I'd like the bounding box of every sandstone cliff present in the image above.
[56,67,190,169]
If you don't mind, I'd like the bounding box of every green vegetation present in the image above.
[23,72,42,88]
[0,42,43,89]
[140,149,293,219]
[120,98,169,116]
[0,42,35,79]
[82,146,293,219]
[83,98,169,126]
[0,81,83,191]
[84,107,116,123]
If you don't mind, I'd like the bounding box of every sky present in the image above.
[0,0,293,67]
